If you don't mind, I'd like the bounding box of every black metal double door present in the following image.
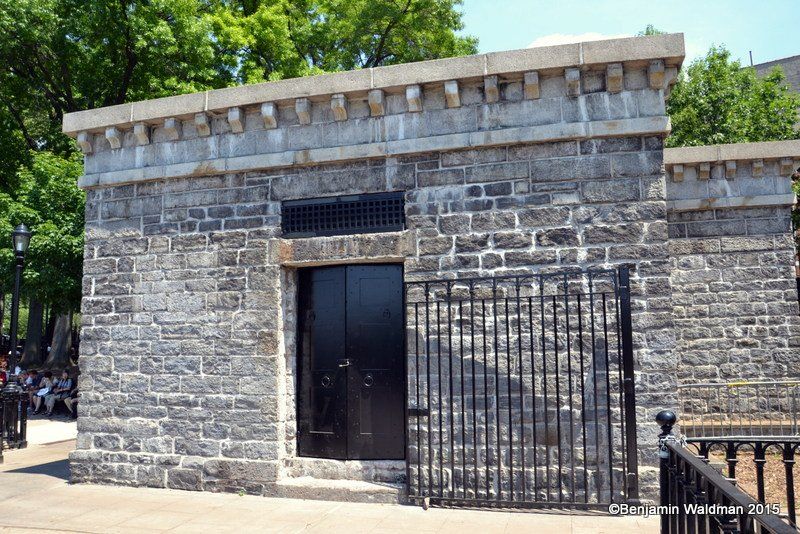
[297,264,405,460]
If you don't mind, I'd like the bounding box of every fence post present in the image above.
[657,410,677,534]
[618,266,639,501]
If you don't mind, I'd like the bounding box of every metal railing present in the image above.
[0,387,28,463]
[685,437,800,528]
[678,381,800,438]
[657,411,798,533]
[405,267,638,509]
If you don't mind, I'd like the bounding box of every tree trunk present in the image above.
[43,312,72,370]
[20,299,44,368]
[0,293,5,338]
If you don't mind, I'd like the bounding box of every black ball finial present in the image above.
[655,410,677,428]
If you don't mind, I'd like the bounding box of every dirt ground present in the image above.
[709,450,799,514]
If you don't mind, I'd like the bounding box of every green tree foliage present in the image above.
[638,24,665,36]
[0,0,476,318]
[209,0,477,84]
[0,152,84,313]
[666,46,800,147]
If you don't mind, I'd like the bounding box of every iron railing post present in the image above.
[618,266,639,501]
[657,410,677,534]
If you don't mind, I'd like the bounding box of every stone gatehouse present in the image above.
[62,33,799,502]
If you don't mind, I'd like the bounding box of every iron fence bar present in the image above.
[515,280,525,501]
[469,283,478,500]
[528,295,539,498]
[425,283,433,498]
[588,272,601,503]
[577,292,589,503]
[446,287,455,499]
[414,302,421,497]
[601,293,613,502]
[564,281,576,503]
[552,294,563,503]
[613,277,627,502]
[505,294,513,501]
[492,280,501,501]
[539,278,551,501]
[458,299,467,500]
[436,300,444,498]
[618,266,639,501]
[783,443,796,527]
[482,298,490,500]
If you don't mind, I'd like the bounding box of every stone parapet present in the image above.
[64,34,683,189]
[63,34,683,137]
[665,140,799,212]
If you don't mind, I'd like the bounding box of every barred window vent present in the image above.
[281,192,405,238]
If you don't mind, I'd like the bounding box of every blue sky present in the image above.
[460,0,799,66]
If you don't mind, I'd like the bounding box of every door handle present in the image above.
[337,359,351,367]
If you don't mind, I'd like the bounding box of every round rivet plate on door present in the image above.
[321,375,332,388]
[363,374,374,387]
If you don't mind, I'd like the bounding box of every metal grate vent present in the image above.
[281,192,405,238]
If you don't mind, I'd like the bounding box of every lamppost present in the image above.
[7,224,31,383]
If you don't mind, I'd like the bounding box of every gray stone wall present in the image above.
[669,206,800,382]
[72,134,674,497]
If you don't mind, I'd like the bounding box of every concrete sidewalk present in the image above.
[0,439,658,533]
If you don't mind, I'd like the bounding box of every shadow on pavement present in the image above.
[8,459,70,481]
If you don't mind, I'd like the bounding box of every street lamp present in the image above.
[7,224,31,383]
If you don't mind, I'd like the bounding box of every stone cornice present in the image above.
[665,139,800,164]
[665,140,800,180]
[63,33,684,138]
[76,116,670,189]
[667,194,796,212]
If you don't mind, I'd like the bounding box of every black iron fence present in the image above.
[0,387,28,462]
[404,267,638,509]
[658,411,798,533]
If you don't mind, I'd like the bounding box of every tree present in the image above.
[638,24,665,36]
[0,0,477,366]
[666,46,800,147]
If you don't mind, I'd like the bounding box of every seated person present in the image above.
[25,370,41,409]
[64,389,79,418]
[44,370,73,417]
[32,371,54,414]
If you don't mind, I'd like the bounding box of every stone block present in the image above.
[77,131,93,154]
[671,164,684,182]
[524,71,540,99]
[648,60,665,89]
[606,63,623,93]
[698,162,710,180]
[725,160,736,180]
[163,118,181,140]
[133,123,150,146]
[406,85,423,112]
[484,76,499,103]
[194,113,211,137]
[330,94,348,121]
[536,227,580,246]
[368,90,385,116]
[295,98,311,125]
[565,68,581,97]
[752,159,764,177]
[105,127,122,149]
[259,102,278,129]
[444,80,460,108]
[167,468,202,491]
[228,107,244,133]
[780,158,793,175]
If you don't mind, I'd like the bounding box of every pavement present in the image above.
[0,423,659,533]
